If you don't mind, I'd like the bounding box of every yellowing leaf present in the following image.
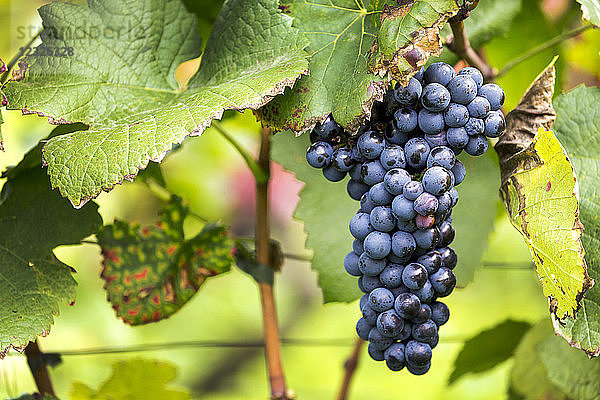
[501,127,592,318]
[70,359,189,400]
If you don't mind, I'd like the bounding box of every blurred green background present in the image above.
[1,0,599,399]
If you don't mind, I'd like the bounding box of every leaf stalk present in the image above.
[212,120,269,184]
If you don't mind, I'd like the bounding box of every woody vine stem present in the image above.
[255,127,291,400]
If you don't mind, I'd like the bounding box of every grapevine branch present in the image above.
[256,127,291,400]
[446,9,495,80]
[24,340,55,396]
[336,337,364,400]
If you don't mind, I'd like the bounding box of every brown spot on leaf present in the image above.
[11,59,28,81]
[545,181,552,191]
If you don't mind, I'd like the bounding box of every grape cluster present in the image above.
[305,62,505,374]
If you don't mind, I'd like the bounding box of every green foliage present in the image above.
[4,0,309,208]
[258,0,458,133]
[553,86,600,357]
[453,151,500,286]
[272,131,360,302]
[576,0,600,26]
[70,359,190,400]
[97,196,233,325]
[449,320,531,384]
[0,166,102,357]
[539,333,600,400]
[509,320,569,400]
[180,0,225,47]
[9,395,60,400]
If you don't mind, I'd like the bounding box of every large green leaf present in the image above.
[0,165,102,357]
[539,333,600,400]
[449,320,531,384]
[258,0,459,133]
[453,150,500,286]
[97,196,233,325]
[4,0,309,208]
[272,131,360,302]
[71,359,189,400]
[552,86,600,357]
[497,60,592,320]
[576,0,600,26]
[509,320,569,400]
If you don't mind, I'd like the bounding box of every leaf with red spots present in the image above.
[98,196,233,325]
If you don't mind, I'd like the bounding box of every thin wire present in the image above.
[5,337,467,357]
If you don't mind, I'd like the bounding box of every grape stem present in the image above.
[256,127,291,400]
[446,11,496,81]
[336,337,364,400]
[24,340,56,397]
[212,120,270,184]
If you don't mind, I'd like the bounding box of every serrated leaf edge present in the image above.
[39,66,308,209]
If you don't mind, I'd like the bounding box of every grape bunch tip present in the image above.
[305,62,506,374]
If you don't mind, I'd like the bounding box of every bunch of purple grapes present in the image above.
[305,62,505,374]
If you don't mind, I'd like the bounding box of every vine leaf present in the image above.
[97,196,233,325]
[449,320,531,385]
[0,149,102,358]
[452,151,500,286]
[552,86,600,357]
[70,359,190,400]
[3,0,309,208]
[272,131,361,302]
[496,58,592,320]
[509,320,570,400]
[501,127,591,319]
[538,328,600,398]
[576,0,600,26]
[257,0,459,134]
